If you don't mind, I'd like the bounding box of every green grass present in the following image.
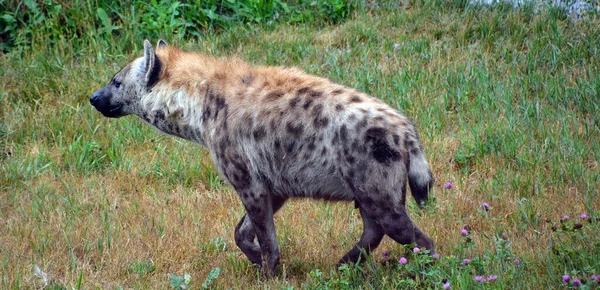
[1,0,600,289]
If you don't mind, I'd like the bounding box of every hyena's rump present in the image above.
[90,39,435,275]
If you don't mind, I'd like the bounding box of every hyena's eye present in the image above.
[111,79,121,89]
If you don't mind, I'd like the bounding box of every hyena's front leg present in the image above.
[234,196,287,266]
[236,187,281,276]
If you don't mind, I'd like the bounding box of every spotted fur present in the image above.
[90,40,435,275]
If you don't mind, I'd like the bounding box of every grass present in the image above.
[1,0,600,288]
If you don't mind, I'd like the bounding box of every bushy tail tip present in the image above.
[408,150,433,208]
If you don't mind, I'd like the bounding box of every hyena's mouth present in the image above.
[90,97,124,118]
[109,106,122,113]
[96,105,124,118]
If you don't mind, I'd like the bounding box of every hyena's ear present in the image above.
[143,39,162,88]
[157,39,168,49]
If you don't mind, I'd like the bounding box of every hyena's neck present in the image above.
[138,82,208,145]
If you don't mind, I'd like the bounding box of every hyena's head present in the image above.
[90,39,166,118]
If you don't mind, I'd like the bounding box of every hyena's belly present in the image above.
[269,163,352,200]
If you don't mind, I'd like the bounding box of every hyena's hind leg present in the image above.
[338,206,384,265]
[360,171,434,252]
[377,206,435,253]
[234,195,287,266]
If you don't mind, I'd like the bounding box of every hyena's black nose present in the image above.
[90,90,101,106]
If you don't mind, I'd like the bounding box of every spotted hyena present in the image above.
[90,40,435,275]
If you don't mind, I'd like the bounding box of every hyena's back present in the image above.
[200,64,432,206]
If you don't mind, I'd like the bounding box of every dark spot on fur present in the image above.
[265,91,284,101]
[312,104,329,128]
[321,147,327,156]
[241,74,255,85]
[393,135,400,146]
[307,136,317,151]
[345,176,357,191]
[348,169,355,179]
[202,106,212,122]
[253,126,266,141]
[289,97,301,108]
[359,170,368,184]
[314,117,329,128]
[335,104,344,111]
[269,118,278,131]
[312,104,323,116]
[214,72,226,81]
[274,139,281,150]
[356,119,368,131]
[303,99,313,110]
[212,95,228,122]
[350,95,362,103]
[297,87,310,95]
[221,110,229,130]
[374,116,385,122]
[154,111,165,123]
[286,140,297,153]
[303,152,313,160]
[336,151,342,161]
[174,125,183,136]
[286,122,304,137]
[332,89,344,95]
[329,165,337,174]
[309,91,323,98]
[347,155,355,164]
[410,147,421,155]
[332,130,340,145]
[365,127,401,165]
[340,125,348,142]
[366,127,387,139]
[228,157,252,190]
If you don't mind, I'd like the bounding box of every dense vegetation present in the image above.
[1,0,599,289]
[1,0,353,52]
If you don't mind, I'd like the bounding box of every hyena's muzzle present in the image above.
[90,86,126,118]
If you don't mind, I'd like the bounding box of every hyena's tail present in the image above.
[406,132,434,208]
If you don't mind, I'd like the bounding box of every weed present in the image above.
[127,260,156,276]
